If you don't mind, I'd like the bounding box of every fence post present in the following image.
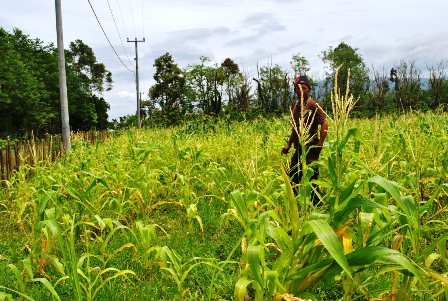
[47,135,51,162]
[0,148,5,186]
[27,140,34,167]
[6,141,11,180]
[14,142,20,171]
[41,138,45,162]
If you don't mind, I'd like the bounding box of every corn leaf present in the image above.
[234,277,253,301]
[7,264,24,293]
[230,190,248,227]
[31,278,60,301]
[419,184,447,214]
[281,164,299,241]
[307,220,352,279]
[333,195,386,226]
[248,245,264,288]
[0,292,14,301]
[346,246,423,281]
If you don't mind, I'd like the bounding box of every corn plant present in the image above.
[226,68,447,300]
[148,245,223,300]
[1,258,61,301]
[33,213,138,301]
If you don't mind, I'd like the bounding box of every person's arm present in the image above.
[281,128,295,154]
[282,103,298,154]
[318,119,328,147]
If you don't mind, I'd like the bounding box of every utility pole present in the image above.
[139,92,144,121]
[127,37,145,129]
[55,0,71,151]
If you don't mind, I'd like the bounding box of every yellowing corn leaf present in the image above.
[314,223,352,254]
[241,237,247,254]
[265,242,282,254]
[281,293,312,301]
[369,293,397,301]
[392,235,403,250]
[427,270,448,286]
[337,225,353,254]
[425,253,441,268]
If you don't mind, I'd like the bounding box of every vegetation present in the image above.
[1,26,448,300]
[1,91,447,300]
[141,45,448,127]
[2,27,448,135]
[0,28,111,139]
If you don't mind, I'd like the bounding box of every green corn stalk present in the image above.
[148,245,222,300]
[3,258,61,301]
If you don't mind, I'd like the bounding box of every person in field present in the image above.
[281,75,328,205]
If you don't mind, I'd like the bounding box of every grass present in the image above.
[0,110,447,300]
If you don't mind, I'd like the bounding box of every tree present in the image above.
[321,42,370,106]
[0,29,113,137]
[184,56,225,115]
[232,72,252,113]
[389,60,422,110]
[254,62,290,114]
[66,39,112,93]
[427,61,448,109]
[290,52,310,77]
[368,66,390,111]
[221,58,240,109]
[65,40,113,131]
[94,96,110,130]
[149,53,186,125]
[0,28,59,137]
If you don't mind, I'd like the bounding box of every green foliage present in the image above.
[0,28,59,137]
[290,52,311,77]
[254,63,292,114]
[0,28,112,138]
[1,75,447,301]
[149,53,187,126]
[321,42,370,108]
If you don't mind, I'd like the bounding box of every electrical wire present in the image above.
[106,0,134,67]
[129,0,137,38]
[114,0,134,61]
[141,0,145,38]
[87,0,134,73]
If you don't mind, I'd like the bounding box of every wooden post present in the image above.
[28,140,35,166]
[5,142,11,180]
[14,142,20,171]
[0,148,5,186]
[47,135,51,162]
[42,138,46,161]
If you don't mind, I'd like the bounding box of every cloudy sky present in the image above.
[2,0,448,120]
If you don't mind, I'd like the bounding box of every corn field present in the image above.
[0,131,113,186]
[0,101,447,299]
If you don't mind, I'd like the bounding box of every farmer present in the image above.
[281,75,328,205]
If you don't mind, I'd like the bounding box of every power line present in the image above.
[106,0,133,67]
[129,0,137,38]
[114,0,134,60]
[87,0,134,73]
[141,0,145,37]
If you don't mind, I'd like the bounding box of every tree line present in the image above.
[138,42,448,127]
[0,28,112,139]
[1,27,447,136]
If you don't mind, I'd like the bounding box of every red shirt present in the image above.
[291,97,326,149]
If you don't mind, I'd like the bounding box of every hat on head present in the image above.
[294,75,311,89]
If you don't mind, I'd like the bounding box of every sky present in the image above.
[2,0,448,120]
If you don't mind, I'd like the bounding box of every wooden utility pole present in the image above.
[127,37,145,129]
[55,0,71,151]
